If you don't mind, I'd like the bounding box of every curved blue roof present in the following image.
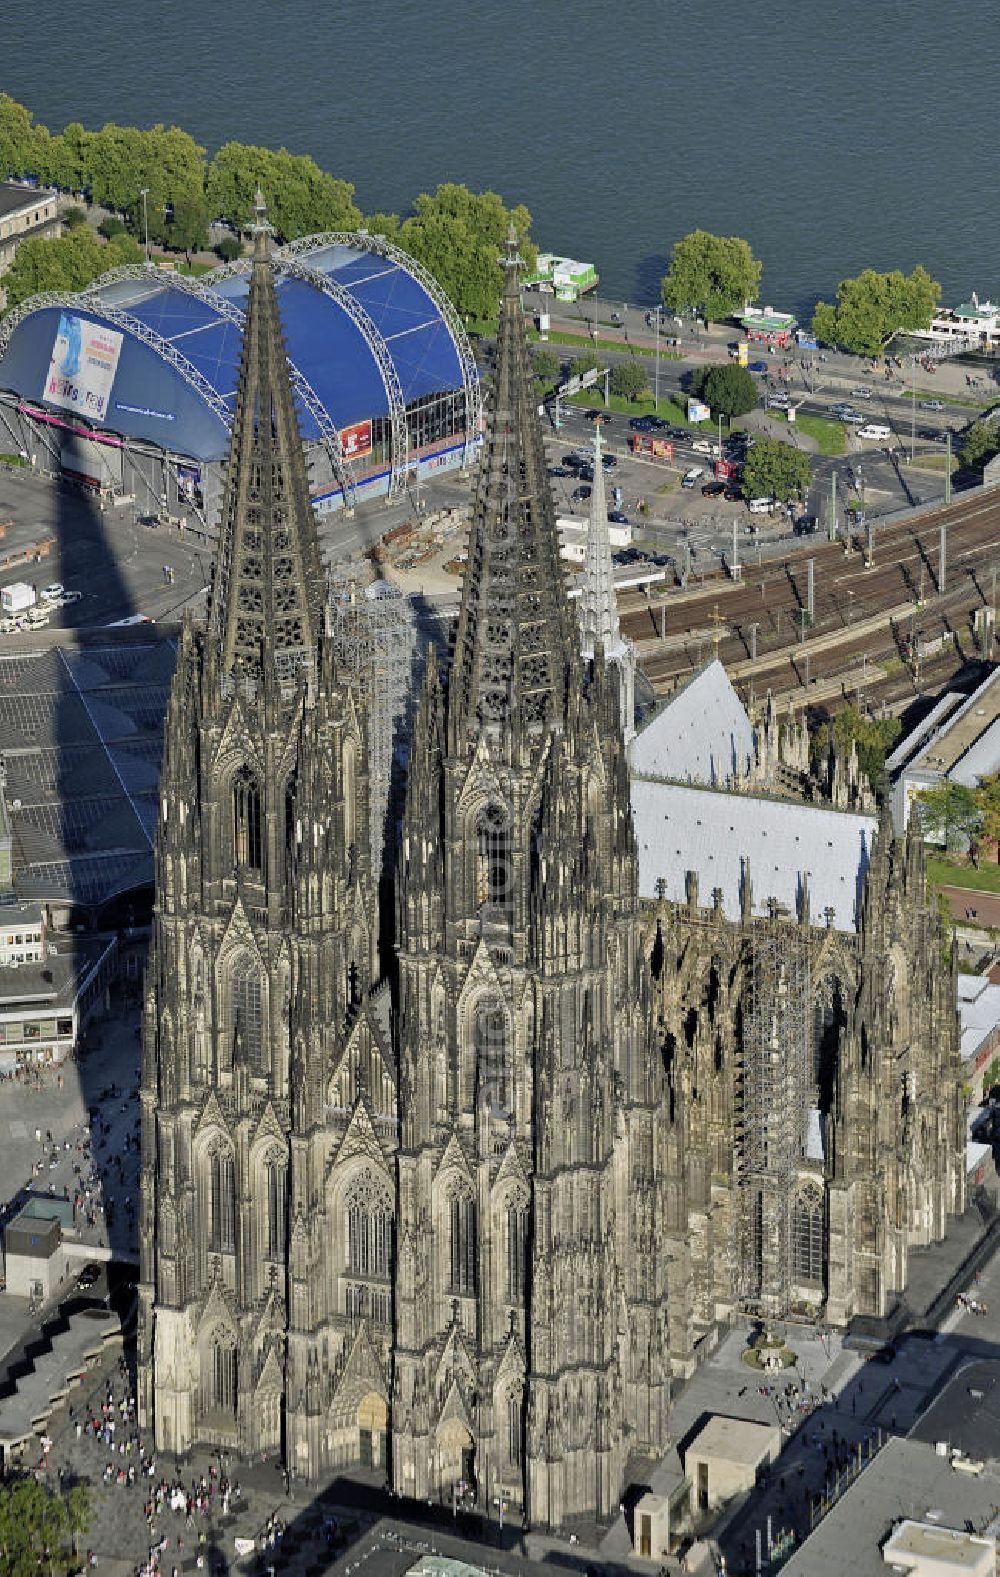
[0,236,472,464]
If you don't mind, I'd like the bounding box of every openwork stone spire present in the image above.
[209,189,324,693]
[579,422,635,738]
[449,226,576,744]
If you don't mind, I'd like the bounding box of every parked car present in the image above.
[78,1263,101,1289]
[41,583,64,602]
[572,485,592,500]
[601,455,618,470]
[748,360,768,373]
[923,399,945,412]
[748,496,775,514]
[724,488,743,503]
[608,511,630,525]
[701,480,726,497]
[58,590,82,605]
[550,466,571,477]
[681,467,704,488]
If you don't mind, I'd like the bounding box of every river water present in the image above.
[4,0,996,316]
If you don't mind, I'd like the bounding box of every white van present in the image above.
[857,423,891,441]
[681,467,705,488]
[748,496,775,514]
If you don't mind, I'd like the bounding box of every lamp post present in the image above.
[654,307,660,412]
[139,187,150,264]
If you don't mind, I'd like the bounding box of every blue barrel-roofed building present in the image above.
[0,231,481,526]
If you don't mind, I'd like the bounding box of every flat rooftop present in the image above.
[903,668,1000,782]
[0,182,56,222]
[685,1414,780,1466]
[780,1437,1000,1577]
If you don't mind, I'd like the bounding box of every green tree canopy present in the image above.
[609,360,650,402]
[364,211,401,240]
[696,362,759,420]
[532,347,560,393]
[661,230,762,323]
[811,265,940,356]
[165,190,210,255]
[399,183,536,323]
[3,227,141,308]
[85,123,207,233]
[830,704,901,791]
[916,779,982,855]
[960,416,1000,471]
[740,436,812,502]
[0,1476,89,1577]
[568,351,601,381]
[976,774,1000,857]
[0,94,46,180]
[205,142,361,239]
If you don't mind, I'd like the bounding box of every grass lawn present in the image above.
[565,391,690,423]
[528,327,681,358]
[927,856,1000,895]
[906,453,960,474]
[794,412,847,455]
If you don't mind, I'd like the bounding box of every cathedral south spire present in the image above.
[209,189,324,692]
[579,420,636,739]
[449,226,577,745]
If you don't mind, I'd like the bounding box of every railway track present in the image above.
[622,487,1000,711]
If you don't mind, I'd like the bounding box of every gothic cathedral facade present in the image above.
[139,211,964,1522]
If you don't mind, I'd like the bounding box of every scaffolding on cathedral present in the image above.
[736,912,812,1317]
[328,569,415,878]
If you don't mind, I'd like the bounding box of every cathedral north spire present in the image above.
[449,226,577,745]
[208,191,324,693]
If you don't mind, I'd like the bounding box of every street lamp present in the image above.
[138,187,150,264]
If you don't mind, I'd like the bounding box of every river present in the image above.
[4,0,996,317]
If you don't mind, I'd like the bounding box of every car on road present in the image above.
[691,439,719,456]
[918,428,943,441]
[629,416,655,432]
[58,590,82,605]
[766,393,791,410]
[572,485,592,500]
[136,513,160,529]
[41,583,64,602]
[923,399,945,412]
[850,386,874,399]
[841,411,865,424]
[669,426,688,441]
[701,480,726,497]
[77,1263,101,1289]
[748,360,768,373]
[649,416,670,430]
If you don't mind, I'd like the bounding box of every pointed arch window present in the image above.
[449,1186,477,1295]
[264,1153,287,1259]
[202,1328,237,1417]
[230,954,264,1075]
[233,766,263,874]
[506,1198,528,1302]
[345,1173,392,1280]
[792,1188,825,1284]
[475,998,510,1115]
[475,802,512,914]
[508,1391,522,1467]
[208,1145,236,1254]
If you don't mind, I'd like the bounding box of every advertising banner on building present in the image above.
[43,313,124,424]
[339,419,372,461]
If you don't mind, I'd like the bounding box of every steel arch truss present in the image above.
[283,230,482,472]
[1,267,358,508]
[276,254,410,498]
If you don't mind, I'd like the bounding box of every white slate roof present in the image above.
[957,972,1000,1064]
[630,779,877,932]
[630,659,754,786]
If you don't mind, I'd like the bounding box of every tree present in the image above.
[87,123,206,226]
[532,347,560,393]
[206,142,361,240]
[976,774,1000,860]
[98,215,127,240]
[399,183,536,323]
[216,235,242,263]
[915,780,982,855]
[740,436,813,502]
[568,351,600,381]
[0,94,46,180]
[661,230,762,323]
[697,362,759,420]
[609,360,650,402]
[811,265,940,356]
[62,206,87,229]
[165,190,209,255]
[829,705,901,791]
[0,1476,89,1576]
[960,416,1000,471]
[3,226,141,308]
[364,211,400,241]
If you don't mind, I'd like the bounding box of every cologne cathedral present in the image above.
[139,205,965,1524]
